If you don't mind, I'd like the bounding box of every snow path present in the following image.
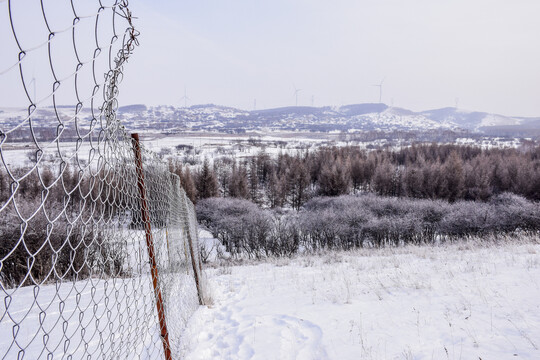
[183,241,540,359]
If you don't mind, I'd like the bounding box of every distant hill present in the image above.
[1,103,538,136]
[118,104,147,112]
[339,103,388,116]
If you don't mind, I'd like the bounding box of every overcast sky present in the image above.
[1,1,539,117]
[114,0,539,117]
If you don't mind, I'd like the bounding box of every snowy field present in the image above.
[1,132,523,171]
[182,238,540,359]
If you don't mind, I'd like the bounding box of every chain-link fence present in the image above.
[1,1,204,358]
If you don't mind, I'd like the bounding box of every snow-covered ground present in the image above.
[183,238,540,359]
[0,230,200,359]
[0,131,523,172]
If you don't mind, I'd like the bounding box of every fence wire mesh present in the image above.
[0,1,204,358]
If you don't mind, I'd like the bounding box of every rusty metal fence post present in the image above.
[131,133,173,360]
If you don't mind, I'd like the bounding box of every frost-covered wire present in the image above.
[0,1,203,358]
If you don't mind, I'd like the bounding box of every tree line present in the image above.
[171,143,540,208]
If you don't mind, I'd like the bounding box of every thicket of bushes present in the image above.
[197,193,540,258]
[0,164,133,287]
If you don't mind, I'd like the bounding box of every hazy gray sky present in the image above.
[1,1,539,117]
[116,0,539,116]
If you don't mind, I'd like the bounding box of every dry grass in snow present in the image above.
[182,237,540,359]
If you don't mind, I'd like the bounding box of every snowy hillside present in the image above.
[114,104,539,134]
[2,103,537,136]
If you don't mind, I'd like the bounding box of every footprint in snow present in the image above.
[244,314,328,360]
[188,307,327,359]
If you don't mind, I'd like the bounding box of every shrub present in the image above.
[197,194,540,258]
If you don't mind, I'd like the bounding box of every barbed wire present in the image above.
[0,1,203,359]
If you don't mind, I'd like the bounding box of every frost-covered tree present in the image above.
[266,169,287,208]
[248,158,262,203]
[288,159,310,210]
[371,160,395,196]
[441,151,464,202]
[182,166,197,203]
[196,158,219,199]
[318,159,350,196]
[229,162,249,199]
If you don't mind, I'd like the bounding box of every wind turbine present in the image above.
[371,77,385,104]
[311,95,315,107]
[455,97,459,109]
[293,85,302,107]
[180,86,190,108]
